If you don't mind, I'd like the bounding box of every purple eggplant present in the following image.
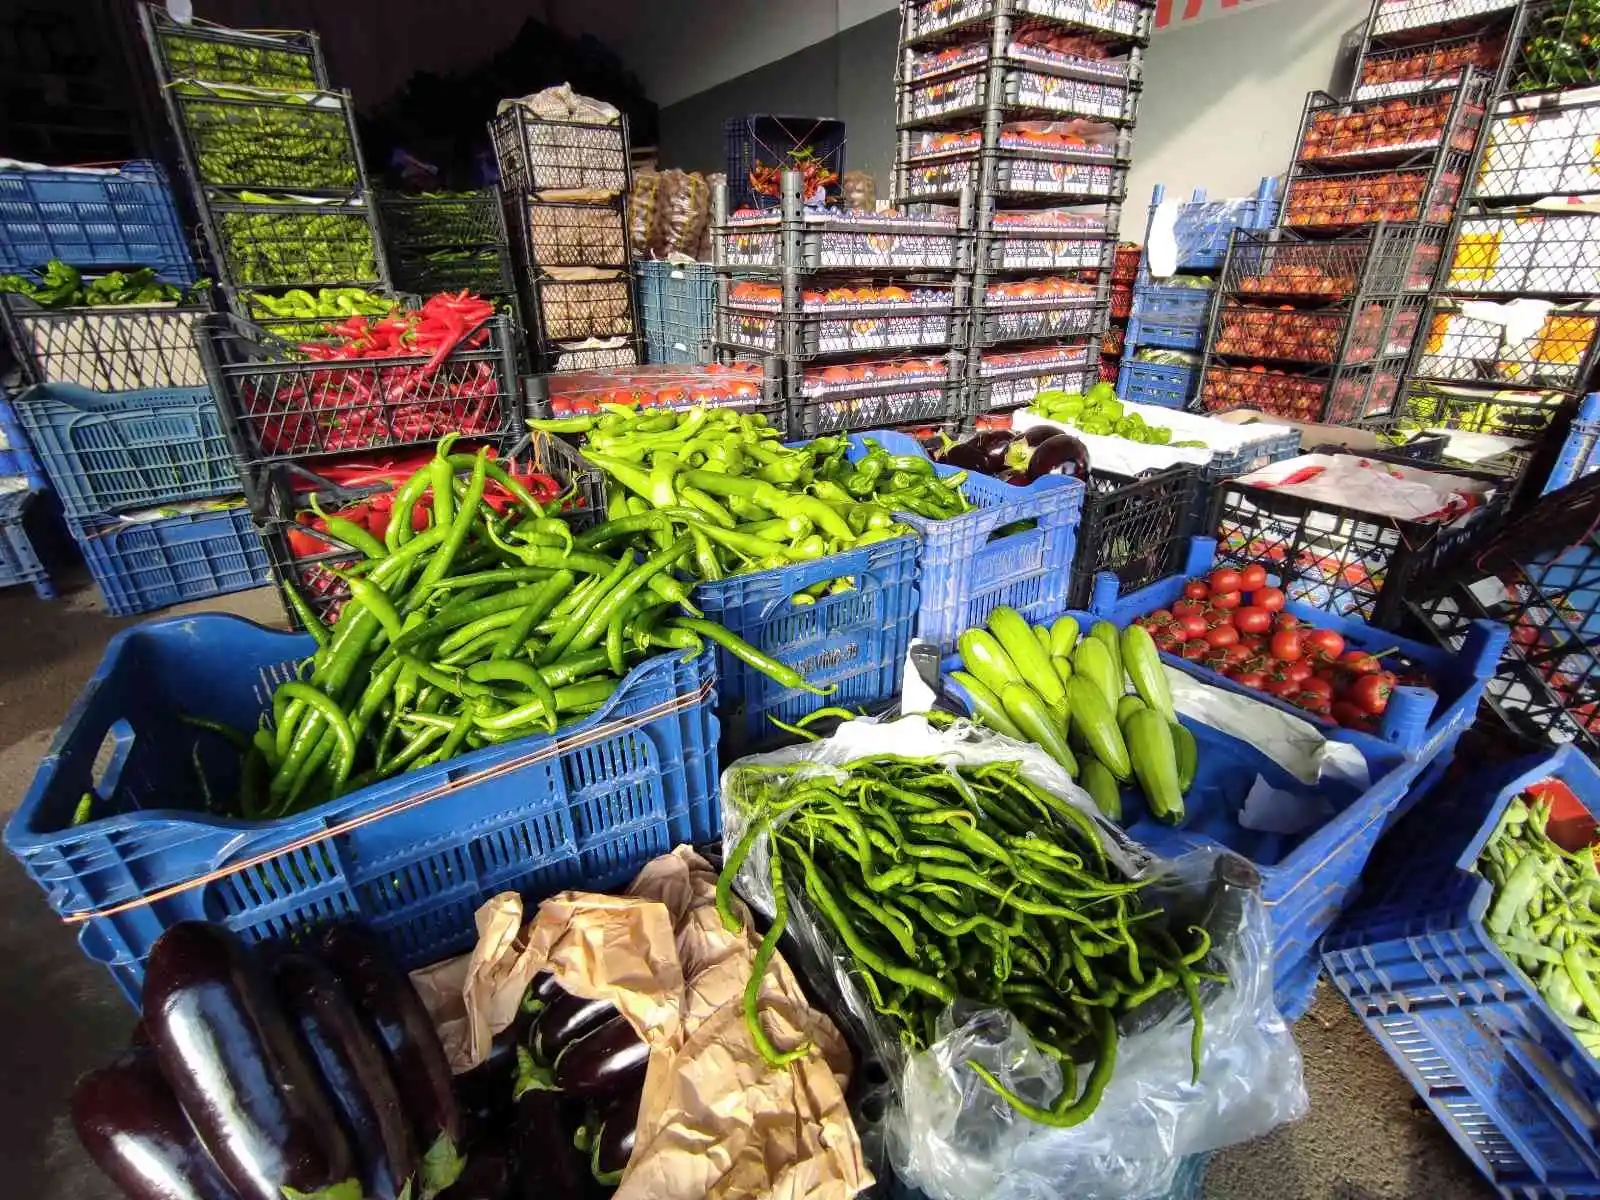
[532,988,618,1064]
[552,1015,649,1099]
[434,1152,510,1200]
[591,1089,640,1184]
[72,1045,242,1200]
[141,923,355,1200]
[317,923,463,1198]
[934,429,1011,474]
[274,952,416,1200]
[1006,431,1090,483]
[512,1050,586,1198]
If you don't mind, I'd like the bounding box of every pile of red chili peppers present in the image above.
[251,292,508,456]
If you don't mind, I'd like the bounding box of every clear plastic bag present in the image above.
[723,716,1308,1200]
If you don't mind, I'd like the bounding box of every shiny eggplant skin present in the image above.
[141,923,354,1200]
[513,1088,586,1198]
[72,1046,242,1200]
[593,1089,640,1181]
[317,924,462,1167]
[1024,433,1089,482]
[552,1016,648,1099]
[531,990,617,1063]
[434,1152,510,1200]
[274,952,417,1200]
[455,1022,523,1147]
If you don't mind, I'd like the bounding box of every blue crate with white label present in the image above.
[3,613,720,1005]
[71,503,269,617]
[1144,179,1280,273]
[0,160,195,281]
[1323,746,1600,1196]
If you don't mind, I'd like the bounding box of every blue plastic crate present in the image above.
[1277,952,1321,1023]
[698,534,918,753]
[637,261,665,351]
[1094,537,1506,764]
[0,160,195,281]
[4,615,720,1005]
[1323,746,1600,1195]
[639,260,714,364]
[0,393,45,490]
[1145,180,1280,273]
[71,504,268,617]
[1131,282,1215,329]
[1544,393,1600,497]
[849,431,1084,657]
[1201,427,1303,484]
[1118,359,1198,410]
[0,489,56,599]
[13,383,239,519]
[943,626,1424,977]
[1125,314,1208,354]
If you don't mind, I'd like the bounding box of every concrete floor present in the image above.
[0,578,1495,1200]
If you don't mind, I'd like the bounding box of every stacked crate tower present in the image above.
[491,101,641,372]
[0,151,265,613]
[893,0,1150,420]
[711,105,968,436]
[1117,178,1279,410]
[1101,238,1140,383]
[1197,0,1515,428]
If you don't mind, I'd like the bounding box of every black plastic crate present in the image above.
[377,190,504,249]
[207,199,386,290]
[489,109,629,194]
[530,274,636,344]
[1212,453,1507,629]
[199,312,521,467]
[1366,0,1521,44]
[512,196,630,269]
[1399,382,1566,480]
[1443,209,1600,298]
[391,247,516,297]
[725,115,846,212]
[1223,225,1447,300]
[902,0,1154,46]
[540,339,640,372]
[140,3,327,90]
[1281,156,1471,231]
[1291,73,1488,174]
[1352,29,1511,100]
[1473,90,1600,204]
[171,87,363,194]
[1411,298,1600,393]
[1504,0,1600,95]
[1200,361,1407,425]
[0,293,213,391]
[1211,298,1424,368]
[1067,464,1200,609]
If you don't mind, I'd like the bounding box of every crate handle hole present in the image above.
[985,518,1039,546]
[89,719,136,810]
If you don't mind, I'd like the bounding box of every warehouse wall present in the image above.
[654,0,1368,217]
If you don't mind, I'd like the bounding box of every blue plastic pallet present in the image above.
[699,532,918,754]
[13,383,239,520]
[0,490,57,599]
[1544,393,1600,497]
[851,431,1084,657]
[1323,745,1600,1195]
[1099,538,1507,765]
[1118,359,1198,410]
[71,504,269,617]
[4,616,720,1005]
[943,623,1424,975]
[1145,180,1280,273]
[0,160,195,281]
[1278,951,1321,1023]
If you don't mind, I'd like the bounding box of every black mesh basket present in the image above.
[513,196,630,269]
[1473,90,1600,203]
[377,190,505,249]
[0,292,213,391]
[532,274,636,343]
[1506,0,1600,95]
[172,88,363,193]
[489,108,629,194]
[141,3,328,91]
[1444,209,1600,297]
[199,312,521,466]
[207,200,386,290]
[1412,299,1600,392]
[1068,465,1200,608]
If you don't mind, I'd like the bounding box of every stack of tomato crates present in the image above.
[1100,240,1140,382]
[490,100,641,372]
[1405,0,1600,754]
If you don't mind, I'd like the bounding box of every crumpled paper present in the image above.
[410,847,873,1200]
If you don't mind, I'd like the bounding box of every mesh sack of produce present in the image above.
[719,715,1307,1200]
[630,170,661,257]
[656,170,711,258]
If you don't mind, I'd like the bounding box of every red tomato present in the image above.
[1146,609,1175,626]
[1253,586,1286,613]
[1264,673,1300,698]
[1239,563,1268,591]
[1202,649,1233,673]
[1180,639,1211,662]
[1223,643,1255,664]
[1294,693,1333,717]
[1331,701,1369,728]
[1203,607,1233,630]
[1232,671,1267,689]
[1269,629,1304,662]
[1339,649,1381,674]
[1210,590,1242,610]
[1349,672,1393,715]
[1176,612,1207,640]
[1153,629,1181,653]
[1182,580,1210,601]
[1273,612,1302,632]
[1233,606,1272,635]
[1297,676,1335,702]
[1209,568,1242,593]
[1204,624,1240,648]
[1172,599,1207,620]
[1285,659,1315,684]
[1304,629,1346,661]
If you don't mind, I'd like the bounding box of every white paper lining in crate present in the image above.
[1479,88,1600,199]
[1013,410,1213,475]
[1234,452,1497,524]
[6,302,207,390]
[1448,207,1600,296]
[1372,0,1517,36]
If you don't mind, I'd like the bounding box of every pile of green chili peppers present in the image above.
[214,193,380,286]
[212,433,825,819]
[717,747,1221,1126]
[534,406,972,598]
[1479,793,1600,1057]
[178,84,359,191]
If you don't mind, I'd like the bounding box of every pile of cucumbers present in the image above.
[952,609,1197,826]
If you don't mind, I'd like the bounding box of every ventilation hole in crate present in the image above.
[477,810,571,874]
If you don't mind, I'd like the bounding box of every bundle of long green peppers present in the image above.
[1479,792,1600,1057]
[533,407,971,592]
[217,434,826,819]
[718,749,1221,1126]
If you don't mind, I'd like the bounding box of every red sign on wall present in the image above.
[1154,0,1278,30]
